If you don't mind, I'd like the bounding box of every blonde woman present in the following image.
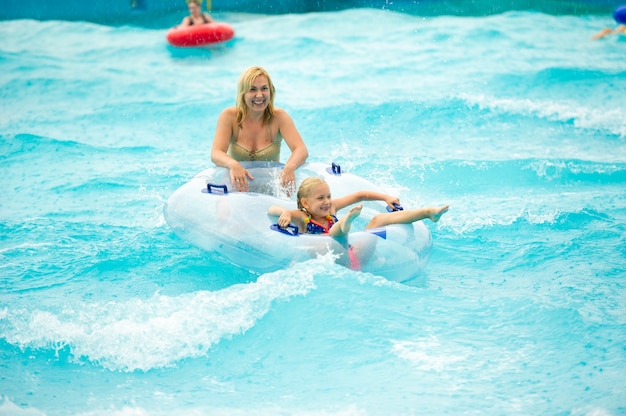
[211,66,309,193]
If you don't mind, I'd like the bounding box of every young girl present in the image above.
[268,177,449,238]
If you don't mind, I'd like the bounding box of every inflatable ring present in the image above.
[166,23,234,47]
[614,5,626,24]
[164,162,433,283]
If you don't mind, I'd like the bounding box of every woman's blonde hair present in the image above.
[235,66,276,128]
[186,0,202,5]
[297,177,327,210]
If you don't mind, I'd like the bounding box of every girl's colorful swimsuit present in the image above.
[304,214,361,270]
[305,214,338,234]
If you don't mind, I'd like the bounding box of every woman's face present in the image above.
[244,75,271,113]
[301,183,333,218]
[187,2,201,16]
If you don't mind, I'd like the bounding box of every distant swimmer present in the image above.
[592,5,626,40]
[178,0,214,28]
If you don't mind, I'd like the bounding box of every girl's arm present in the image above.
[332,190,400,212]
[268,206,307,232]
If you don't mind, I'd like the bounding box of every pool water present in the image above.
[1,7,625,416]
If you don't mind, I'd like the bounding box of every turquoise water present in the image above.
[1,8,626,415]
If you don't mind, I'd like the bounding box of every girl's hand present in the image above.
[278,211,292,228]
[384,195,401,210]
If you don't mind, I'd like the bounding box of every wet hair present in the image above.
[186,0,202,5]
[297,177,328,210]
[235,66,276,128]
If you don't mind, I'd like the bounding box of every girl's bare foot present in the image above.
[429,205,449,222]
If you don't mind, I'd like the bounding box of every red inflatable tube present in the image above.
[166,23,235,47]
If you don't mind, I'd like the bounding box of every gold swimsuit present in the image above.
[227,124,283,162]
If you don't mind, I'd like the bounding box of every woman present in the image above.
[211,66,309,193]
[178,0,213,27]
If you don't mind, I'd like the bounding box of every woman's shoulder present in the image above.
[273,107,287,115]
[220,106,238,118]
[273,107,293,122]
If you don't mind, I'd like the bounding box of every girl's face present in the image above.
[301,182,332,218]
[245,75,271,113]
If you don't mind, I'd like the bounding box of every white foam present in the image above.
[391,336,466,372]
[1,266,317,372]
[460,93,626,139]
[0,396,45,416]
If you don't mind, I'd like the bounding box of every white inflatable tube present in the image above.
[164,162,432,283]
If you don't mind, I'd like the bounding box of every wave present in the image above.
[0,133,198,230]
[2,133,130,157]
[467,200,616,248]
[0,260,324,372]
[293,98,625,170]
[427,158,626,185]
[329,158,626,198]
[1,133,166,184]
[459,92,626,139]
[1,133,193,176]
[0,396,45,416]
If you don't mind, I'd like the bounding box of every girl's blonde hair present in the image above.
[297,177,327,210]
[186,0,202,5]
[235,66,276,128]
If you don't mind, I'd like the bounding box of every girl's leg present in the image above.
[365,205,449,229]
[329,205,363,237]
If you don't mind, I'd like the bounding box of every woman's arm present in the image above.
[211,108,254,191]
[275,109,308,187]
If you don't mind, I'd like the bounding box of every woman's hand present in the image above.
[230,164,255,192]
[279,167,296,196]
